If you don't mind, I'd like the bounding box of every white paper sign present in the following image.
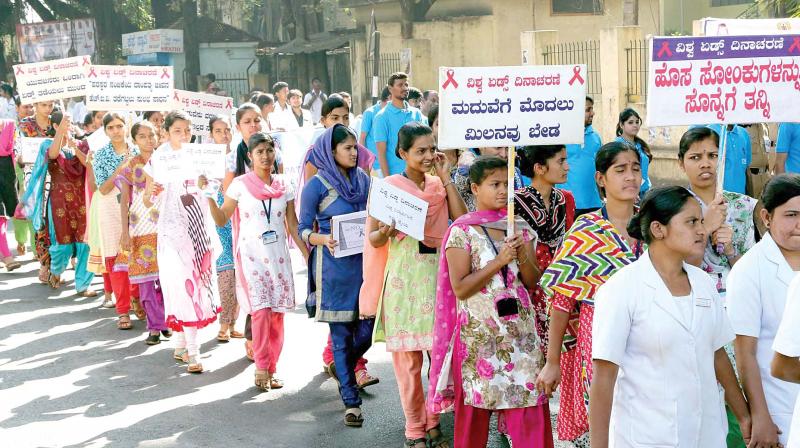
[85,65,173,111]
[122,29,183,56]
[368,179,428,242]
[437,64,586,149]
[13,56,91,105]
[647,34,800,126]
[172,90,234,139]
[86,128,110,153]
[151,149,190,184]
[18,137,47,164]
[184,143,227,179]
[331,210,368,258]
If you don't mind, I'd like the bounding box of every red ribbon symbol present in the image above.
[441,69,458,90]
[87,67,97,78]
[161,68,171,79]
[657,41,673,58]
[569,65,585,86]
[14,66,23,76]
[225,99,233,109]
[173,91,180,101]
[82,56,91,66]
[789,37,800,54]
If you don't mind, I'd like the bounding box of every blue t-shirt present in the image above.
[695,124,751,194]
[558,125,603,210]
[360,103,382,169]
[776,123,800,174]
[372,101,425,175]
[614,136,650,196]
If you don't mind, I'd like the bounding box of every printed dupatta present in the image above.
[539,210,644,308]
[427,209,536,414]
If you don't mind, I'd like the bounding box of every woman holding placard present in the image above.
[153,110,221,373]
[298,124,372,426]
[362,122,466,448]
[208,115,243,343]
[203,131,307,390]
[91,113,140,330]
[537,142,644,446]
[117,121,170,345]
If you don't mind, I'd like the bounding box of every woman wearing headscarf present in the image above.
[299,124,372,427]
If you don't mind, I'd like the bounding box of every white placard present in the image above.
[122,29,183,56]
[172,89,234,139]
[331,210,368,258]
[437,64,586,149]
[150,148,191,184]
[85,128,109,153]
[367,179,428,242]
[184,143,227,179]
[85,65,173,111]
[18,137,47,164]
[13,56,91,105]
[647,34,800,126]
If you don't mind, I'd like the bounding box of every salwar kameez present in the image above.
[215,189,237,326]
[18,117,51,282]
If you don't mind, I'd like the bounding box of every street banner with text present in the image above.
[172,89,234,139]
[85,65,173,111]
[13,56,91,105]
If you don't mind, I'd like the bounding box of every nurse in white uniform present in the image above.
[728,174,800,447]
[589,186,751,448]
[773,274,800,448]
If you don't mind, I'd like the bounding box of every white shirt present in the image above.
[268,101,294,131]
[593,252,733,448]
[727,233,800,445]
[303,90,326,124]
[774,274,800,448]
[0,98,15,120]
[67,100,88,125]
[284,108,312,130]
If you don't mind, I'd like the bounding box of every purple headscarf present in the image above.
[310,124,370,204]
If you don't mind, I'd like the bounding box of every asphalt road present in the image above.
[0,235,572,448]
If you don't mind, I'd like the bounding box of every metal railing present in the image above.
[364,52,402,92]
[542,40,602,95]
[625,39,648,103]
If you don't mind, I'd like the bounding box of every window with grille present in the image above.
[711,0,753,6]
[551,0,604,15]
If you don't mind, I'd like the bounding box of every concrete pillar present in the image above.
[598,26,643,143]
[520,30,559,65]
[402,39,433,91]
[350,37,368,114]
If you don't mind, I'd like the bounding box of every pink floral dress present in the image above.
[445,224,545,410]
[226,175,296,312]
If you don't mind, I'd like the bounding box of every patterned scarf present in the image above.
[515,186,568,251]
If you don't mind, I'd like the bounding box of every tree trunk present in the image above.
[182,0,201,91]
[151,0,177,28]
[623,0,639,26]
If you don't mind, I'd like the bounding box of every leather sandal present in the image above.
[117,314,132,330]
[254,369,270,391]
[187,356,203,374]
[269,375,284,390]
[426,425,449,448]
[229,330,244,338]
[77,289,98,298]
[404,438,427,448]
[173,349,189,362]
[244,340,254,362]
[131,298,146,321]
[344,407,364,427]
[216,330,230,342]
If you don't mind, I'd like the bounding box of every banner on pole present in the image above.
[122,29,183,56]
[437,65,586,149]
[85,65,173,111]
[646,34,800,126]
[16,19,96,63]
[13,56,91,105]
[172,90,234,139]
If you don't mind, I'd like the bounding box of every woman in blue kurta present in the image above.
[615,108,652,197]
[299,124,372,427]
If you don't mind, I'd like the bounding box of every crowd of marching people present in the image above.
[2,70,800,448]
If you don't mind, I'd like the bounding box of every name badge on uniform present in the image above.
[695,298,712,308]
[261,230,278,245]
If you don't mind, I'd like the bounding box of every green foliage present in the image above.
[115,0,155,29]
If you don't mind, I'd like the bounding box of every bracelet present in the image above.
[518,254,529,265]
[442,181,453,189]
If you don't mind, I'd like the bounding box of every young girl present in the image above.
[208,115,242,342]
[538,142,645,447]
[362,122,466,448]
[614,108,652,196]
[118,121,169,345]
[204,132,307,389]
[514,145,575,356]
[727,174,800,447]
[429,155,552,447]
[299,124,372,426]
[153,110,221,373]
[590,186,750,448]
[92,113,140,329]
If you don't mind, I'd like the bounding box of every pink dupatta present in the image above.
[231,171,286,314]
[358,173,448,317]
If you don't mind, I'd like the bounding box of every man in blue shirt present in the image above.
[696,124,751,194]
[358,86,390,172]
[558,96,603,215]
[373,72,425,176]
[776,122,800,174]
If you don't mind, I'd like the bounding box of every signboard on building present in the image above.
[121,29,183,56]
[699,17,800,36]
[437,64,586,149]
[16,19,96,63]
[646,34,800,126]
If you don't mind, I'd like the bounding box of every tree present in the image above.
[399,0,436,39]
[182,0,201,90]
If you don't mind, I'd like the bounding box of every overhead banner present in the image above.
[85,65,173,111]
[172,89,234,138]
[437,64,586,149]
[122,29,183,56]
[13,55,91,105]
[646,34,800,126]
[16,19,96,63]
